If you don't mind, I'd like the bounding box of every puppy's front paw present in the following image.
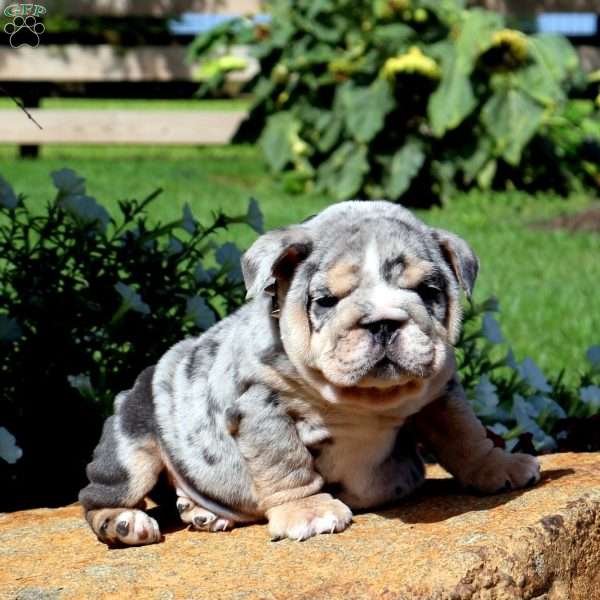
[92,508,161,546]
[266,493,353,541]
[463,448,541,494]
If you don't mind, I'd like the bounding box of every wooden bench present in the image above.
[0,0,260,156]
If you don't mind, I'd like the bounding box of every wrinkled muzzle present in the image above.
[312,294,442,388]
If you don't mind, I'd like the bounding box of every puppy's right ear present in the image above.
[241,227,313,299]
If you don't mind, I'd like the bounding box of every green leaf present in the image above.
[420,0,466,22]
[317,115,343,153]
[338,145,369,200]
[318,142,368,200]
[529,34,579,83]
[477,159,497,189]
[563,99,595,122]
[454,9,503,65]
[428,50,476,136]
[385,139,426,199]
[516,64,563,107]
[431,159,458,200]
[459,136,494,184]
[427,9,501,136]
[481,88,544,165]
[306,0,336,19]
[515,36,578,107]
[340,80,394,143]
[371,23,415,54]
[259,112,300,172]
[293,12,341,43]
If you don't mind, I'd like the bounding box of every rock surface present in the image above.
[1,453,599,600]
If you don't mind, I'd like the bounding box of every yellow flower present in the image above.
[491,29,528,63]
[215,55,247,71]
[413,8,428,23]
[390,0,410,10]
[271,63,289,84]
[276,91,289,106]
[292,138,309,156]
[373,0,410,20]
[381,46,440,80]
[328,58,356,76]
[194,55,248,80]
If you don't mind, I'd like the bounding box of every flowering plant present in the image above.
[190,0,600,203]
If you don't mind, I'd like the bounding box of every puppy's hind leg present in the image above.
[79,369,164,546]
[175,490,235,532]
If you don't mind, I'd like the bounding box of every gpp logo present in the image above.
[3,3,46,48]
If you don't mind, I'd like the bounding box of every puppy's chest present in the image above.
[295,412,403,484]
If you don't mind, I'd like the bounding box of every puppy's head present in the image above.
[242,201,478,408]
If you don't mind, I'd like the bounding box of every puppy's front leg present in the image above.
[228,385,352,541]
[414,379,540,494]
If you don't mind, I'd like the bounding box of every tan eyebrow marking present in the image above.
[326,260,360,297]
[400,258,436,288]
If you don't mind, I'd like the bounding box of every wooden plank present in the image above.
[0,45,257,82]
[42,0,262,16]
[0,109,247,144]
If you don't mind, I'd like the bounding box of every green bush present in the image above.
[189,0,600,203]
[458,298,600,453]
[0,170,261,510]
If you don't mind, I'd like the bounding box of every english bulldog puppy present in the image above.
[79,200,540,545]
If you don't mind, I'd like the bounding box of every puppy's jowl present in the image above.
[80,201,540,545]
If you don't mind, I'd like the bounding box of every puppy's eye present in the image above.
[315,295,339,308]
[415,283,442,303]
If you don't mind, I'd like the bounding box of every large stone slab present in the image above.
[1,453,598,600]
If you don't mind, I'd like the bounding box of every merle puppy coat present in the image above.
[79,201,540,545]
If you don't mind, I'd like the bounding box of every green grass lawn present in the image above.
[1,142,599,377]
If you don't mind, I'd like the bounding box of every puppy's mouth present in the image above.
[309,361,426,407]
[356,357,420,388]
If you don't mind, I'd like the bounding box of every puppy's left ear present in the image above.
[241,227,313,299]
[432,229,479,298]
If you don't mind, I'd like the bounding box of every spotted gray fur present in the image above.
[120,366,156,438]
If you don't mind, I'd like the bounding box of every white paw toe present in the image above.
[115,510,160,545]
[177,497,235,533]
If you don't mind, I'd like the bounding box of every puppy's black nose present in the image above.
[363,319,403,344]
